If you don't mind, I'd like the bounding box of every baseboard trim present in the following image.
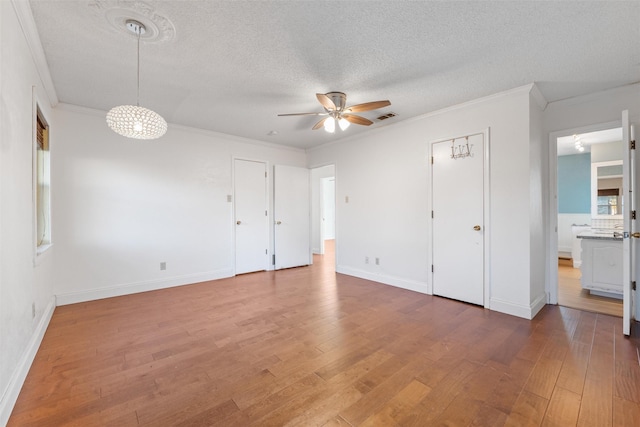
[0,297,55,427]
[55,269,234,306]
[336,265,429,295]
[490,294,547,320]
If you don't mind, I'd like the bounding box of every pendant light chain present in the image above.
[136,25,141,107]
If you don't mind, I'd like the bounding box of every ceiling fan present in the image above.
[278,92,391,133]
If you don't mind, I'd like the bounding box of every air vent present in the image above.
[376,112,397,121]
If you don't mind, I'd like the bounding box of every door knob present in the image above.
[632,232,640,238]
[236,220,241,225]
[276,221,282,225]
[473,225,481,231]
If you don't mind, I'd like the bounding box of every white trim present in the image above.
[55,269,233,306]
[0,297,55,427]
[546,120,622,305]
[11,0,58,106]
[490,294,546,320]
[307,84,535,154]
[56,103,305,153]
[336,266,428,295]
[529,83,548,111]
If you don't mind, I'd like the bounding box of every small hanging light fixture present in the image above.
[106,20,167,140]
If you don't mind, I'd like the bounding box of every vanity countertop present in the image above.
[577,231,623,241]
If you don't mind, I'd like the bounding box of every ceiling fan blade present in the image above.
[345,100,391,113]
[278,112,327,116]
[342,114,373,126]
[312,117,329,130]
[316,93,337,111]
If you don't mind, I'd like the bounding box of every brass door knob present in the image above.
[276,221,282,225]
[632,232,640,238]
[473,225,481,231]
[236,220,241,225]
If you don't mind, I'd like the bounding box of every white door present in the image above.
[274,165,311,269]
[234,159,268,274]
[622,111,636,336]
[432,133,485,305]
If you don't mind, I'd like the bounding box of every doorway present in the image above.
[311,165,336,266]
[552,125,624,316]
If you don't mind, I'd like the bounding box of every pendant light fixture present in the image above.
[106,20,167,140]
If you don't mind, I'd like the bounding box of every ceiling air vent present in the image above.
[376,112,396,121]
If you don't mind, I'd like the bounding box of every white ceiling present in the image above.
[557,127,623,156]
[28,0,640,150]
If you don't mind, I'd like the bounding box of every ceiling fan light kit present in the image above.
[106,20,167,140]
[279,92,391,133]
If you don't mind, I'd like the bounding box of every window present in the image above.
[35,106,51,250]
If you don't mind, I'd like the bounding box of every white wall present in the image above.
[308,85,543,319]
[0,2,56,424]
[51,105,306,304]
[529,92,547,313]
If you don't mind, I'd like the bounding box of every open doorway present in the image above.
[554,126,623,317]
[311,165,336,268]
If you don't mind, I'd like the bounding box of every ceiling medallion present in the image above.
[91,0,175,42]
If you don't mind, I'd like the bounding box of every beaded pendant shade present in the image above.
[106,20,167,140]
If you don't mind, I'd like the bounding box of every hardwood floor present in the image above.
[558,259,623,317]
[9,243,640,426]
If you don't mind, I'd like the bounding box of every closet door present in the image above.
[234,159,268,274]
[274,165,310,269]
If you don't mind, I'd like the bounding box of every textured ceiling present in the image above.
[28,0,640,149]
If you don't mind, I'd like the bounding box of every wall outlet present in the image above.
[160,262,167,270]
[365,256,369,264]
[345,196,349,203]
[32,302,36,318]
[227,195,232,202]
[375,257,380,265]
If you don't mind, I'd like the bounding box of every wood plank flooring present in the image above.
[558,259,623,317]
[9,242,640,426]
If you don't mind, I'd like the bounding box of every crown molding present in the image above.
[11,0,59,106]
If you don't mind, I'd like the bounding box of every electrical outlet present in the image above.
[345,196,349,203]
[227,195,232,202]
[32,302,36,318]
[375,257,380,265]
[160,262,167,270]
[365,256,369,264]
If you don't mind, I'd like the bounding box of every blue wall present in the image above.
[558,153,591,213]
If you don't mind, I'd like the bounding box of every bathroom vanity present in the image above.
[577,232,623,298]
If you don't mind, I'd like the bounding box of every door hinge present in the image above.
[633,210,637,220]
[431,156,434,164]
[631,140,636,150]
[265,210,267,216]
[633,281,637,291]
[431,265,434,273]
[265,171,267,178]
[431,210,434,218]
[272,254,275,265]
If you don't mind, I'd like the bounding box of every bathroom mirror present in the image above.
[591,160,623,218]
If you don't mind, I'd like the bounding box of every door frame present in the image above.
[546,120,621,305]
[428,128,491,308]
[232,156,271,274]
[320,176,336,252]
[310,163,337,265]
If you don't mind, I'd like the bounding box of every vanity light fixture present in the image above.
[573,134,584,152]
[106,20,167,140]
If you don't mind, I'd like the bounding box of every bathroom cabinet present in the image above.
[578,234,623,298]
